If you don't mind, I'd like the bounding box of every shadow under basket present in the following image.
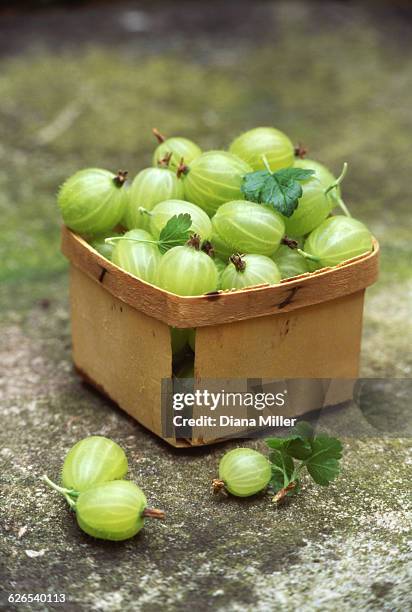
[61,226,379,447]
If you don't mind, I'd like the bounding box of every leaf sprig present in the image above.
[241,163,315,217]
[106,213,193,254]
[265,421,343,503]
[157,213,193,253]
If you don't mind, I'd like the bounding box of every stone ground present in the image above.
[0,1,411,610]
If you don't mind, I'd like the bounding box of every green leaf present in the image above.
[305,435,343,486]
[292,421,315,442]
[269,449,295,493]
[286,438,313,460]
[265,436,297,450]
[266,423,313,459]
[241,167,315,217]
[158,213,193,254]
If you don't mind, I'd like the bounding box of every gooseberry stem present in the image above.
[272,481,297,504]
[186,234,201,250]
[294,143,308,159]
[138,207,152,217]
[152,127,166,143]
[324,162,352,218]
[296,248,320,263]
[261,154,273,174]
[229,253,246,272]
[157,152,172,168]
[325,162,348,194]
[41,475,78,509]
[211,479,226,494]
[335,196,352,218]
[142,508,165,520]
[283,238,320,263]
[105,236,190,252]
[201,240,215,258]
[113,170,128,187]
[176,158,189,178]
[281,236,299,249]
[105,237,157,246]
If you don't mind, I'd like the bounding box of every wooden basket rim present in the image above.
[61,225,379,327]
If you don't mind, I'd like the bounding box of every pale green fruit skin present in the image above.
[184,151,252,216]
[211,231,233,261]
[119,182,132,227]
[76,481,147,541]
[112,229,161,285]
[90,232,121,260]
[58,168,127,236]
[283,174,335,237]
[219,448,272,497]
[149,199,212,240]
[214,258,227,275]
[272,244,310,279]
[304,216,373,267]
[229,127,294,171]
[212,200,285,257]
[124,167,185,230]
[61,436,128,492]
[294,158,336,189]
[152,137,202,170]
[170,327,189,355]
[221,254,281,290]
[214,257,227,289]
[157,246,218,296]
[294,157,342,207]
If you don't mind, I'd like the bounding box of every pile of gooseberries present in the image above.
[57,125,374,374]
[42,436,164,541]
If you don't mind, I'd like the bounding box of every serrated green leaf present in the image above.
[292,421,315,442]
[240,170,268,200]
[279,168,316,182]
[286,438,313,460]
[265,435,298,450]
[266,423,313,459]
[269,449,295,492]
[265,435,311,459]
[158,213,193,254]
[241,167,314,217]
[305,435,343,486]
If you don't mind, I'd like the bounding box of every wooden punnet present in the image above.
[61,226,379,447]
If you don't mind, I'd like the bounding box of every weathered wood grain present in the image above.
[61,225,379,328]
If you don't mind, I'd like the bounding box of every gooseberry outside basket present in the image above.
[61,225,379,447]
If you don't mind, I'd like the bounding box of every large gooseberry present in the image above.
[272,244,310,279]
[157,237,218,296]
[58,168,128,235]
[124,167,185,230]
[212,200,285,257]
[61,436,128,492]
[152,129,202,170]
[229,127,294,172]
[76,480,164,541]
[302,216,373,267]
[220,254,281,290]
[149,199,212,241]
[183,151,252,216]
[111,229,161,285]
[213,448,272,497]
